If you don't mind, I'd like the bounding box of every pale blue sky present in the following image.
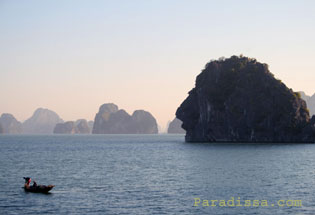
[0,0,314,130]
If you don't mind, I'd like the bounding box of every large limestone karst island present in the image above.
[92,103,158,134]
[176,56,315,143]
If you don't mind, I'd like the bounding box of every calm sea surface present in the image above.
[0,134,315,215]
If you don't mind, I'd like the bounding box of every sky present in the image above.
[0,0,314,131]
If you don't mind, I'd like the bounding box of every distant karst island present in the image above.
[23,108,63,134]
[0,104,158,135]
[92,103,158,134]
[167,118,185,134]
[53,119,92,134]
[176,55,315,143]
[0,108,65,134]
[299,91,315,116]
[0,113,22,134]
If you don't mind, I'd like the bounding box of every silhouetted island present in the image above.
[0,113,22,134]
[53,119,91,134]
[92,103,158,134]
[22,108,63,134]
[176,56,315,143]
[167,118,185,134]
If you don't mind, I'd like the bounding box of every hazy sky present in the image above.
[0,0,314,131]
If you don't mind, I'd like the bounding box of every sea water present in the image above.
[0,134,315,214]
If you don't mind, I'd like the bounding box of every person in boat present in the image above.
[24,177,31,188]
[23,177,55,193]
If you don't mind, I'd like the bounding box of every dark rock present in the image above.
[22,108,63,134]
[0,113,22,134]
[176,55,315,143]
[0,123,3,133]
[167,118,185,134]
[92,103,158,134]
[53,121,76,134]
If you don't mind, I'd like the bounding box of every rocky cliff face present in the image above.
[299,91,315,116]
[0,113,22,134]
[167,118,185,134]
[176,56,315,143]
[92,103,158,134]
[23,108,63,134]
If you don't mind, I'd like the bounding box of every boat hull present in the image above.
[24,185,54,193]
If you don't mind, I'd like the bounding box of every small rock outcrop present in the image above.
[53,119,91,134]
[23,108,63,134]
[176,56,315,143]
[0,123,3,133]
[299,91,315,116]
[167,118,185,134]
[53,121,76,134]
[92,103,158,134]
[75,119,91,134]
[0,113,22,134]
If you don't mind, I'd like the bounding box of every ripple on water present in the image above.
[0,135,315,215]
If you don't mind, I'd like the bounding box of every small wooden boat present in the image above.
[23,177,54,193]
